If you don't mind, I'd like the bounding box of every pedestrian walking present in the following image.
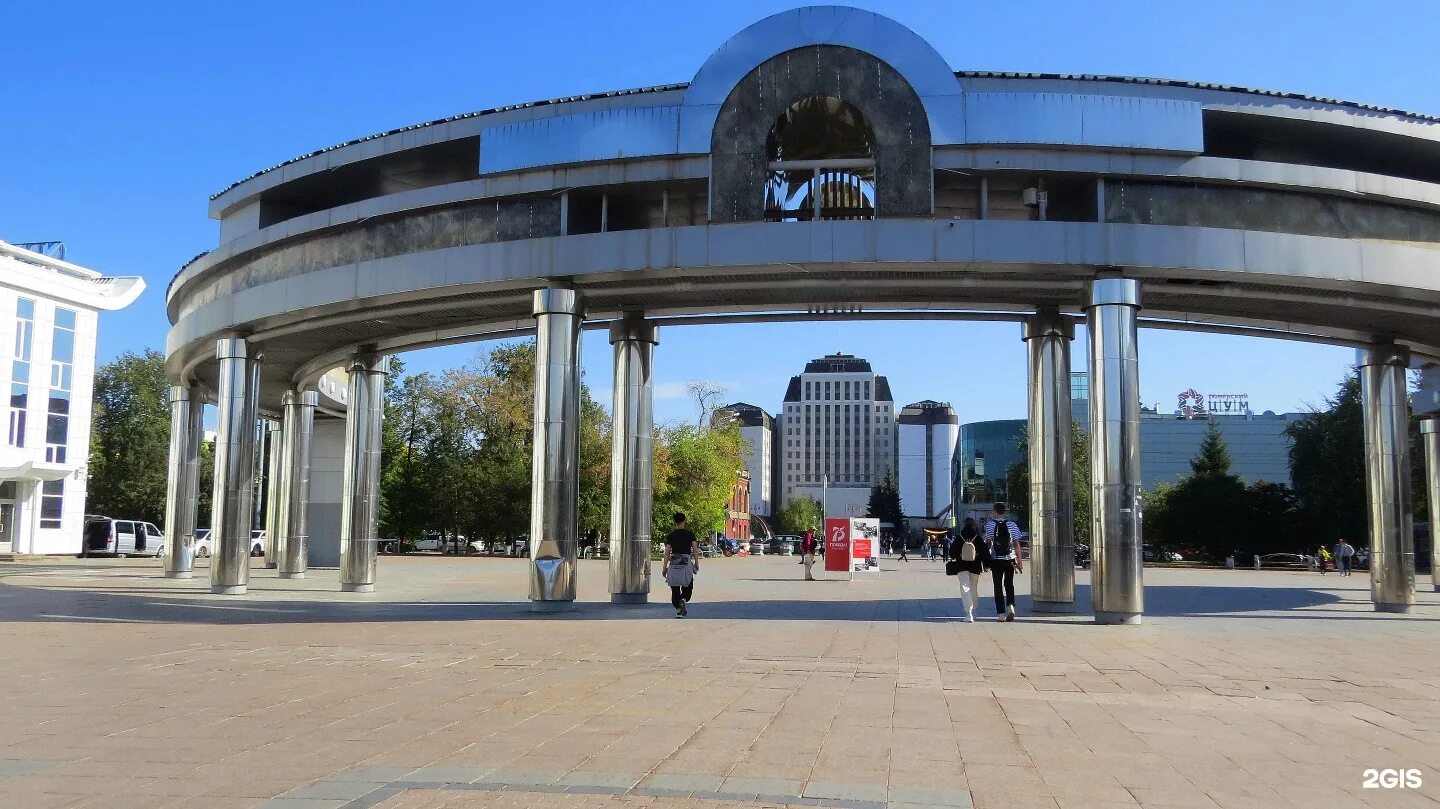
[948,518,985,622]
[1317,546,1331,575]
[1333,538,1354,576]
[800,530,818,580]
[662,512,699,617]
[896,533,909,563]
[984,502,1023,622]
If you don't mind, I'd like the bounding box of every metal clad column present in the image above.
[211,338,261,595]
[530,288,583,610]
[1024,309,1075,612]
[1361,343,1416,612]
[608,314,657,604]
[162,384,204,578]
[339,354,389,593]
[1421,418,1440,593]
[262,420,283,568]
[277,390,317,579]
[1085,278,1143,625]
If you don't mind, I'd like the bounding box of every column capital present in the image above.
[168,384,198,404]
[608,313,658,346]
[533,287,584,318]
[346,352,391,376]
[1085,278,1141,309]
[1420,417,1440,435]
[1022,308,1075,342]
[215,336,261,362]
[1359,342,1410,368]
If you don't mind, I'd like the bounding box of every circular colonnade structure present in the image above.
[162,6,1440,620]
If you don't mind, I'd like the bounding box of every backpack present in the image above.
[990,515,1013,541]
[960,539,976,562]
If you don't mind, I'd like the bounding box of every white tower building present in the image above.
[713,402,774,517]
[897,400,960,519]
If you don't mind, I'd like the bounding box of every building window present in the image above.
[40,478,63,529]
[45,308,76,465]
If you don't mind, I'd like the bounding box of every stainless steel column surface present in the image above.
[529,287,584,610]
[1360,343,1416,612]
[608,314,658,604]
[277,390,318,579]
[262,420,283,568]
[1085,278,1144,625]
[162,384,204,578]
[210,338,262,595]
[339,354,389,593]
[1023,309,1075,612]
[1422,418,1440,593]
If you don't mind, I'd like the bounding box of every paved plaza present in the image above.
[1,553,1438,809]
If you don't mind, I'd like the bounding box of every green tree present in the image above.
[866,468,903,533]
[1287,375,1365,544]
[775,495,823,534]
[651,422,744,540]
[1191,420,1234,478]
[87,349,170,524]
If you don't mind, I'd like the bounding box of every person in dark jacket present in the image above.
[948,518,986,622]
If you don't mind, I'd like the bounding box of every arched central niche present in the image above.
[710,45,932,223]
[764,97,876,221]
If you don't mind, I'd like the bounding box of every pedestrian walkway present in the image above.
[0,556,1437,808]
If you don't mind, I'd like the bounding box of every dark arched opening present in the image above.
[764,97,876,221]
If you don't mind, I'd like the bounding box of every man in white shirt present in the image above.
[984,502,1024,622]
[1333,538,1355,577]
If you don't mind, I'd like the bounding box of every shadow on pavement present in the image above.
[1,575,1435,626]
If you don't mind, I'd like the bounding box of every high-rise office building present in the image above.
[777,353,895,517]
[897,400,959,519]
[713,403,774,517]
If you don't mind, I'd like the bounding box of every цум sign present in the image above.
[1177,389,1250,417]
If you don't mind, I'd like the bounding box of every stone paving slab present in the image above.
[1,555,1440,809]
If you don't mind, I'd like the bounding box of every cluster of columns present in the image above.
[162,336,384,595]
[528,288,660,610]
[1026,278,1435,623]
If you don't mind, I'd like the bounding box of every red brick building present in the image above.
[725,471,751,540]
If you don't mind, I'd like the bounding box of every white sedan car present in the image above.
[192,529,266,558]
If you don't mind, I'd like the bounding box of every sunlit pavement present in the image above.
[1,553,1438,809]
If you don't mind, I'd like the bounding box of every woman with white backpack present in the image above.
[947,517,986,622]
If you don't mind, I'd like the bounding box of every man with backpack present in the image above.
[984,503,1024,622]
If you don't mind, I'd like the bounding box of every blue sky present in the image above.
[4,1,1437,425]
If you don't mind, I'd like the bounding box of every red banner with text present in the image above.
[824,518,850,572]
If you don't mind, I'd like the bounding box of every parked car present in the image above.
[770,534,801,555]
[80,516,165,558]
[191,529,264,558]
[1141,546,1183,563]
[1257,552,1310,569]
[748,539,766,555]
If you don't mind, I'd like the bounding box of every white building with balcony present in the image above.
[0,242,144,556]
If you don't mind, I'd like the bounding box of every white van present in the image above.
[81,516,165,558]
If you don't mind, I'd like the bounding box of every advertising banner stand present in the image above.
[822,517,882,579]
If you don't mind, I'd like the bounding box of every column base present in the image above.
[278,571,306,579]
[211,585,246,595]
[611,593,648,605]
[1375,602,1411,614]
[1032,600,1075,613]
[262,562,278,569]
[341,583,374,593]
[1095,610,1142,625]
[163,570,194,579]
[530,599,576,613]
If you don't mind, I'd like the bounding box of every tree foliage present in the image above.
[1287,374,1366,545]
[377,341,610,548]
[650,422,744,540]
[87,349,170,524]
[866,468,903,532]
[775,495,823,535]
